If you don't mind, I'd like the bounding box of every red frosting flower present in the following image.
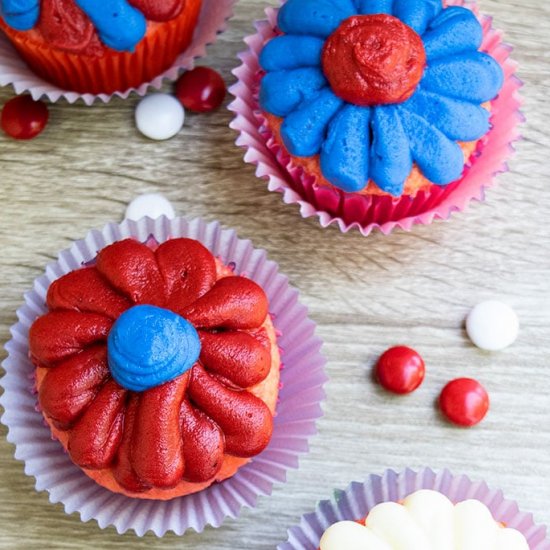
[29,238,279,496]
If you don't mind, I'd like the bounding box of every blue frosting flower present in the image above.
[259,0,504,196]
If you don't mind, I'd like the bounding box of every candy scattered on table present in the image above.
[175,67,226,113]
[135,93,185,140]
[466,300,519,351]
[375,346,425,394]
[439,378,489,427]
[1,95,49,140]
[125,193,176,221]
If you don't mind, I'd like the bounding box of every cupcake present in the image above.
[1,217,326,534]
[320,490,529,549]
[0,0,203,94]
[230,0,522,235]
[279,469,548,550]
[28,236,280,499]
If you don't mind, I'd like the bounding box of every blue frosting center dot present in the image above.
[107,305,201,392]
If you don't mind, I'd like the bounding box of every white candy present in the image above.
[135,93,185,140]
[125,193,176,221]
[466,300,519,351]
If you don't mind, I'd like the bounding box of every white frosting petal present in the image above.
[320,520,392,550]
[365,503,432,550]
[319,490,529,550]
[402,490,454,550]
[495,528,531,550]
[454,500,499,550]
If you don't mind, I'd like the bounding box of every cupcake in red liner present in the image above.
[229,0,523,236]
[278,468,549,550]
[0,216,327,535]
[0,0,235,104]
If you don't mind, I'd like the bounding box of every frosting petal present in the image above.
[370,106,412,196]
[199,329,271,388]
[29,311,112,366]
[96,239,167,307]
[130,375,187,488]
[356,0,394,15]
[0,0,39,30]
[281,88,344,156]
[392,0,442,35]
[423,6,483,60]
[277,0,356,38]
[38,345,110,430]
[182,276,269,330]
[399,108,464,184]
[47,267,131,320]
[67,379,126,469]
[259,68,328,117]
[74,0,146,52]
[320,104,371,193]
[422,51,504,103]
[188,365,273,457]
[404,89,490,141]
[260,35,324,72]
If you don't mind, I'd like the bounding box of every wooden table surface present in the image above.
[1,1,549,548]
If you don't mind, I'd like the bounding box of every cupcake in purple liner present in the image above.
[229,0,522,235]
[279,469,549,550]
[1,216,327,535]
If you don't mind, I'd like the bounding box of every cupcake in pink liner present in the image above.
[279,468,550,550]
[0,216,327,535]
[228,0,523,236]
[0,0,235,105]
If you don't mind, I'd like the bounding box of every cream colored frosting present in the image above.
[319,490,529,550]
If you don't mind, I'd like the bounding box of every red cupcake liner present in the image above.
[0,0,236,104]
[228,0,523,236]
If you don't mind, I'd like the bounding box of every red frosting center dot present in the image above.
[322,14,426,107]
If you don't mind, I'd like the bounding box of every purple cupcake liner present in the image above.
[278,468,550,550]
[0,216,327,536]
[0,0,236,105]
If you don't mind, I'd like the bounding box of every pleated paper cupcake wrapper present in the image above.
[0,0,235,105]
[228,1,523,236]
[278,468,550,550]
[0,216,327,536]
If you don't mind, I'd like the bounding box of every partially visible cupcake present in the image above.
[230,0,522,235]
[29,236,280,499]
[0,217,327,535]
[0,0,203,94]
[320,490,529,549]
[278,469,548,550]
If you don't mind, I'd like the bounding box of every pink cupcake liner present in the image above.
[278,468,550,550]
[0,216,327,536]
[228,1,523,236]
[0,0,236,105]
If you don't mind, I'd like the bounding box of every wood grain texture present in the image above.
[0,0,549,548]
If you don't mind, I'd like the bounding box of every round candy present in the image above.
[375,346,425,394]
[135,93,185,140]
[439,378,489,427]
[466,300,519,351]
[125,193,176,221]
[175,67,226,113]
[1,95,49,139]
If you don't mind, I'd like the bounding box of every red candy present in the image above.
[1,95,49,140]
[439,378,489,427]
[376,346,425,394]
[322,14,426,106]
[175,67,226,113]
